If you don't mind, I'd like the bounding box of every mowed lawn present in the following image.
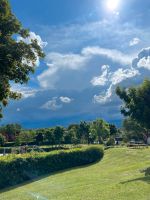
[1,148,150,200]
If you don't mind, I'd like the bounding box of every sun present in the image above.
[106,0,120,11]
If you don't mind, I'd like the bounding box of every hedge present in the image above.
[0,146,70,154]
[0,146,104,189]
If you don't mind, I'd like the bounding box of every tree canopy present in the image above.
[116,79,150,130]
[0,0,44,117]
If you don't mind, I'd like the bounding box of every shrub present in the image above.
[0,146,104,189]
[106,137,115,146]
[143,167,150,176]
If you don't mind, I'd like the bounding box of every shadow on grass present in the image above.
[121,176,150,184]
[0,160,100,194]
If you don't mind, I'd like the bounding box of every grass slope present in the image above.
[1,148,150,200]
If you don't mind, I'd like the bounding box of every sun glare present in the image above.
[106,0,120,11]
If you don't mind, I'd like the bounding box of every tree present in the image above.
[53,126,64,145]
[0,0,44,117]
[0,134,5,146]
[45,128,55,145]
[64,129,78,144]
[35,130,44,145]
[116,79,150,130]
[123,118,147,142]
[17,130,35,145]
[109,124,118,136]
[92,119,110,143]
[0,123,22,141]
[79,121,90,144]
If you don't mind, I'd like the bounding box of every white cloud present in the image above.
[11,85,38,98]
[137,56,150,70]
[93,85,113,104]
[41,97,62,111]
[92,66,140,104]
[38,46,133,89]
[82,46,132,65]
[60,96,73,103]
[110,67,140,85]
[129,37,140,46]
[91,65,109,86]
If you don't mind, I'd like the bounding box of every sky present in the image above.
[1,0,150,128]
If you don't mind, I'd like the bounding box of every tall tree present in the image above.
[0,0,44,117]
[92,119,110,143]
[123,118,147,142]
[116,79,150,130]
[79,121,90,144]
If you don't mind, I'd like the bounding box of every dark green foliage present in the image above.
[0,124,21,141]
[109,124,118,136]
[0,134,5,146]
[123,118,146,142]
[116,79,150,130]
[0,0,44,117]
[106,137,115,146]
[144,167,150,176]
[0,146,104,189]
[53,126,64,145]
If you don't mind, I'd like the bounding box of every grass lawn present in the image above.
[0,147,150,200]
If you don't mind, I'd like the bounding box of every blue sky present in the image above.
[1,0,150,128]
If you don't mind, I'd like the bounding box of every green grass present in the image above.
[1,147,150,200]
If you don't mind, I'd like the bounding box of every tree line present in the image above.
[0,120,118,146]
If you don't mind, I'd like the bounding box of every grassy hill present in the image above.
[1,147,150,200]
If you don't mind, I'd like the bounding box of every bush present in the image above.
[143,167,150,176]
[0,146,104,189]
[106,137,115,146]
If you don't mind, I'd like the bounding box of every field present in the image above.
[1,147,150,200]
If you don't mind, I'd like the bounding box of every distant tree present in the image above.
[64,129,78,144]
[0,0,44,117]
[35,130,44,145]
[92,119,110,143]
[45,128,55,145]
[17,130,35,145]
[116,80,150,131]
[79,121,90,144]
[89,128,97,144]
[0,134,5,146]
[0,124,22,141]
[53,126,65,145]
[109,124,118,136]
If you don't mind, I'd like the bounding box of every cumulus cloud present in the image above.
[132,47,150,70]
[110,67,140,85]
[17,31,47,67]
[91,57,142,104]
[60,96,73,103]
[129,37,140,46]
[92,47,150,104]
[137,56,150,70]
[41,96,73,111]
[41,97,62,111]
[11,85,38,98]
[92,66,139,104]
[38,46,133,89]
[82,46,132,65]
[91,65,109,86]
